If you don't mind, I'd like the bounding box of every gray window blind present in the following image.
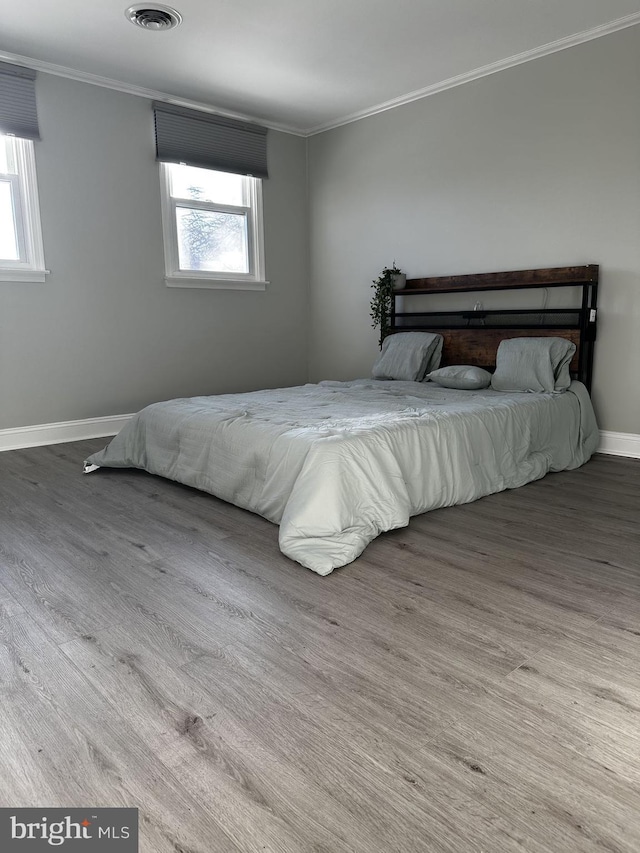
[153,102,268,179]
[0,62,40,140]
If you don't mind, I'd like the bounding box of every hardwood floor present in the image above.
[0,440,639,852]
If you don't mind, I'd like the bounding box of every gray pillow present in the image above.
[427,365,492,390]
[491,337,576,393]
[372,332,443,381]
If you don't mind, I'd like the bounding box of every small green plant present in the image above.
[370,262,402,348]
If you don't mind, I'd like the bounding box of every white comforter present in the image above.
[85,380,599,575]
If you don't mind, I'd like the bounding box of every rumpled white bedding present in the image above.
[84,379,599,575]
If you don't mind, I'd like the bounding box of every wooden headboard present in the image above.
[389,265,599,390]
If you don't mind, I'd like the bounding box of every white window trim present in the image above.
[159,163,267,291]
[0,136,48,283]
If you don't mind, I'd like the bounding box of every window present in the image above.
[0,134,46,282]
[160,162,266,289]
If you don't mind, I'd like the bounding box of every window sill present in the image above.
[0,268,49,283]
[165,275,268,291]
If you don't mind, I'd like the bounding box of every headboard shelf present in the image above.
[389,264,598,389]
[404,264,599,295]
[394,307,583,327]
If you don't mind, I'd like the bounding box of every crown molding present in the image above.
[305,11,640,136]
[0,47,306,137]
[3,11,640,139]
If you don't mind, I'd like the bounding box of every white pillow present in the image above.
[372,332,443,381]
[427,365,492,390]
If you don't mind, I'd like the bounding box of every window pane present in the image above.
[0,181,19,260]
[0,136,17,175]
[176,206,248,273]
[170,165,244,206]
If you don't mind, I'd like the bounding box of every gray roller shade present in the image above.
[0,62,40,140]
[153,102,268,178]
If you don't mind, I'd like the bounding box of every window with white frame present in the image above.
[160,163,265,289]
[0,134,46,282]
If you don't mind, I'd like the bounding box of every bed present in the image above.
[84,265,600,576]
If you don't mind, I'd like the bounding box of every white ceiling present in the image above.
[2,0,640,134]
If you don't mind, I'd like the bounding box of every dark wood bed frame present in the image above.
[389,264,599,390]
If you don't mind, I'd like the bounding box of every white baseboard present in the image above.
[598,430,640,459]
[0,414,133,452]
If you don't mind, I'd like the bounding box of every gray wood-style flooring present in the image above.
[1,439,639,852]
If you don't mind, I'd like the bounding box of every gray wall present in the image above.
[308,26,640,434]
[5,28,640,436]
[0,73,308,429]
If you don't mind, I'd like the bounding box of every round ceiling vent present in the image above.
[126,4,182,30]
